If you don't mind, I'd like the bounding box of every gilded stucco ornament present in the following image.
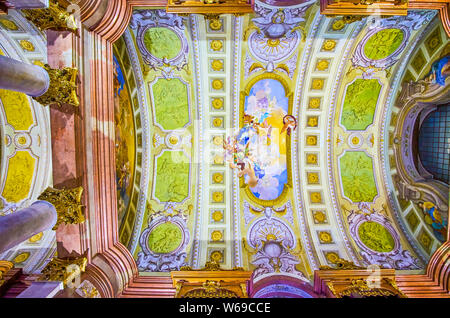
[130,10,188,71]
[33,64,79,107]
[38,257,87,287]
[329,278,406,298]
[137,204,190,272]
[180,261,245,272]
[38,186,84,230]
[0,261,14,287]
[22,0,78,34]
[183,281,239,298]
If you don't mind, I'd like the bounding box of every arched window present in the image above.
[418,103,450,185]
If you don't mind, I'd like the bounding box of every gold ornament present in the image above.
[168,135,179,145]
[19,40,35,52]
[183,280,239,298]
[212,117,223,127]
[319,258,366,270]
[38,186,84,230]
[22,0,78,34]
[212,79,224,90]
[212,98,224,109]
[212,191,223,202]
[322,39,336,51]
[212,210,223,222]
[210,40,223,51]
[339,279,396,298]
[17,136,27,145]
[212,172,223,183]
[213,155,224,165]
[213,135,223,146]
[313,210,326,223]
[306,154,318,164]
[332,19,346,31]
[311,79,324,90]
[29,232,43,243]
[316,59,329,71]
[211,59,224,71]
[33,60,46,67]
[211,230,223,242]
[209,18,222,31]
[33,64,79,107]
[13,252,30,264]
[309,98,321,109]
[267,38,280,48]
[0,19,18,30]
[307,172,319,184]
[210,252,223,263]
[38,257,87,287]
[310,192,322,203]
[342,15,364,25]
[319,231,332,244]
[306,136,317,146]
[325,252,339,264]
[307,116,319,127]
[0,261,14,287]
[78,283,99,298]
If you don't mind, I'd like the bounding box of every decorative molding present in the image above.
[347,210,422,269]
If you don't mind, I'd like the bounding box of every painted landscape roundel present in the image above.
[143,27,182,61]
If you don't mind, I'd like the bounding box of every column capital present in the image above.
[22,0,78,34]
[33,64,79,107]
[38,257,88,288]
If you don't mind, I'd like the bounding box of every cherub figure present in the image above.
[281,114,297,136]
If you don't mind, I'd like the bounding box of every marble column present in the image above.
[0,201,57,253]
[0,55,50,97]
[17,281,63,298]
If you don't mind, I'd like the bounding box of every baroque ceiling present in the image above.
[111,1,449,281]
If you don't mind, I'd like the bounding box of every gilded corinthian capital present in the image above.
[0,261,14,287]
[38,257,87,287]
[38,186,84,230]
[33,64,79,107]
[22,0,78,34]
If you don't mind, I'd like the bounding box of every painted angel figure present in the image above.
[223,134,259,188]
[418,201,448,242]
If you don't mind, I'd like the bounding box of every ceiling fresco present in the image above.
[111,0,449,282]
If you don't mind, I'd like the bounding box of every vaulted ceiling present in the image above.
[0,0,448,283]
[110,1,450,281]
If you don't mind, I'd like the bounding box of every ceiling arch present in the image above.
[110,1,448,282]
